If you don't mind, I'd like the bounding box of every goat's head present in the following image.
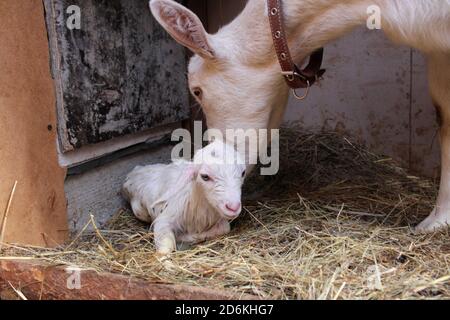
[192,140,246,220]
[150,0,289,138]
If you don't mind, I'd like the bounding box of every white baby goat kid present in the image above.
[122,140,246,254]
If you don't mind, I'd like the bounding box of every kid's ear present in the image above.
[185,163,200,180]
[149,0,215,59]
[151,200,168,216]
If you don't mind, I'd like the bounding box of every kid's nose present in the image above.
[225,201,241,213]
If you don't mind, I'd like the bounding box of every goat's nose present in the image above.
[225,202,241,213]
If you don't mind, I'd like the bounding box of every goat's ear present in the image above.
[149,0,215,59]
[151,200,168,216]
[185,164,200,180]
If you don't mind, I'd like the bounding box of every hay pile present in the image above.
[2,127,450,300]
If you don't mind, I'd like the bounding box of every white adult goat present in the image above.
[149,0,450,232]
[122,140,246,254]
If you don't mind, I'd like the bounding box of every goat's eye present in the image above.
[242,170,246,178]
[192,87,202,99]
[200,174,210,182]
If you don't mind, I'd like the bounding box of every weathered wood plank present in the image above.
[0,0,68,247]
[0,260,257,300]
[44,0,190,151]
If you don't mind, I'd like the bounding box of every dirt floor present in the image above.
[2,127,450,300]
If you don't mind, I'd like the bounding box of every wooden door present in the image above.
[43,0,191,153]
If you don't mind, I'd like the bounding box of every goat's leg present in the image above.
[178,220,231,244]
[153,218,177,254]
[416,53,450,233]
[130,199,152,223]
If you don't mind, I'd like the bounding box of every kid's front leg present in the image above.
[153,219,176,255]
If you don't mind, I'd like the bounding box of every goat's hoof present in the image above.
[156,247,174,256]
[415,208,450,234]
[156,254,176,271]
[156,237,176,255]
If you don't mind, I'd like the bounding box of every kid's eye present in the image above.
[201,174,210,182]
[242,170,246,178]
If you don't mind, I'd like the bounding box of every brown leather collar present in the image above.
[268,0,326,99]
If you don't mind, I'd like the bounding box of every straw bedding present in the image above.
[2,126,450,300]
